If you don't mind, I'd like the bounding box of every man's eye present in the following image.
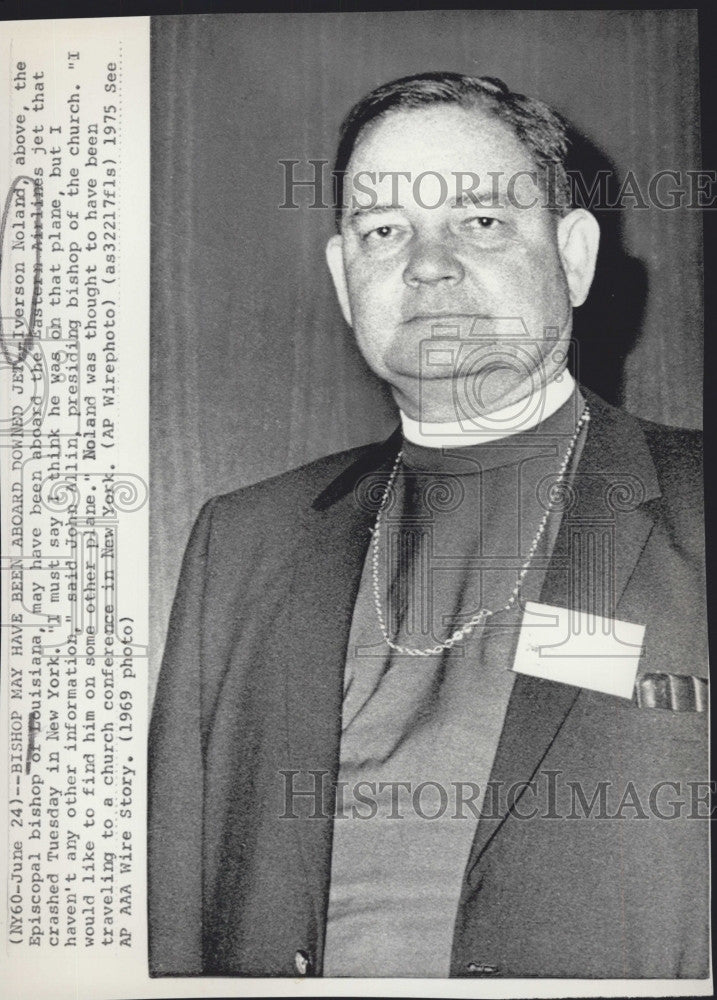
[364,225,398,241]
[465,216,500,229]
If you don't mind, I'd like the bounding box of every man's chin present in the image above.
[381,353,559,421]
[381,339,508,384]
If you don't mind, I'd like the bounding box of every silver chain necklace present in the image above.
[371,403,591,656]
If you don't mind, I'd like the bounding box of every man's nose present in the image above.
[403,236,464,288]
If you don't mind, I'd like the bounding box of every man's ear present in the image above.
[326,233,352,326]
[557,209,600,307]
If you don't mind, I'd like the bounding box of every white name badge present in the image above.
[513,601,646,699]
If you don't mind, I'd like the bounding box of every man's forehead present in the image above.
[341,105,542,214]
[345,103,534,176]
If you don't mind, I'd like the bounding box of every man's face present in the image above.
[327,104,597,420]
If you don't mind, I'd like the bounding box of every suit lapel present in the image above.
[466,391,661,864]
[279,430,401,941]
[282,428,402,777]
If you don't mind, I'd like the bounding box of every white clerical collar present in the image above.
[400,371,577,448]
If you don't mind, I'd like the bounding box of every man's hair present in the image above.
[333,71,572,226]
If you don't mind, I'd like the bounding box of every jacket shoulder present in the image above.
[582,387,702,513]
[636,416,703,508]
[206,438,386,526]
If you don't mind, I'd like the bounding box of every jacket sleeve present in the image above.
[147,499,215,975]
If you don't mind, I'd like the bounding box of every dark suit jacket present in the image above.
[148,388,709,979]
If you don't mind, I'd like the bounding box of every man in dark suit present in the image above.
[148,73,708,980]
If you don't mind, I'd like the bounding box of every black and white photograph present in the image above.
[0,7,711,1000]
[148,8,709,984]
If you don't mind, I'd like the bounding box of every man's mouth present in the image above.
[404,311,492,323]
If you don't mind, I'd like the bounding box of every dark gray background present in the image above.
[150,10,702,690]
